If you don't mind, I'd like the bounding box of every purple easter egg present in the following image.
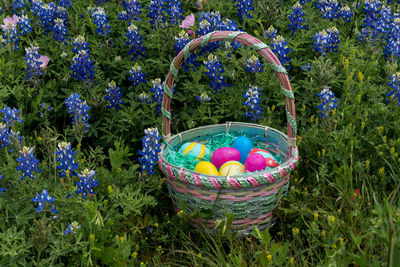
[211,147,241,169]
[245,153,267,172]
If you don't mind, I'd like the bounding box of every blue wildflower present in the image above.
[75,168,98,199]
[301,62,312,71]
[65,93,91,132]
[359,0,382,42]
[384,17,400,61]
[174,30,198,71]
[1,15,20,51]
[235,0,254,21]
[104,80,124,109]
[138,92,151,104]
[56,142,79,178]
[88,7,111,37]
[0,105,23,125]
[12,0,27,15]
[128,64,146,87]
[35,2,58,34]
[125,23,145,60]
[204,54,230,94]
[0,174,4,195]
[288,2,306,34]
[319,0,339,21]
[146,0,166,29]
[63,221,81,235]
[265,25,277,39]
[52,18,68,44]
[313,27,340,56]
[18,14,33,35]
[271,35,292,70]
[338,5,353,22]
[317,87,338,117]
[72,35,89,54]
[386,72,400,105]
[166,0,183,25]
[243,84,262,121]
[150,78,163,112]
[16,146,41,180]
[138,127,161,175]
[32,189,58,213]
[57,6,69,25]
[245,55,263,73]
[24,45,44,82]
[70,49,95,83]
[197,92,211,102]
[0,124,12,149]
[119,0,142,21]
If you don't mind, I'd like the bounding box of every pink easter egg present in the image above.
[244,153,267,172]
[211,147,241,169]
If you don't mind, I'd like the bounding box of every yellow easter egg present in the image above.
[195,161,219,176]
[179,142,210,160]
[219,161,245,176]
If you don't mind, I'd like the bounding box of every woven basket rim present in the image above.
[159,121,298,181]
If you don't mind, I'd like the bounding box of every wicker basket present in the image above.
[158,31,299,235]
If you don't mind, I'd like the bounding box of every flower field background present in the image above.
[1,0,400,265]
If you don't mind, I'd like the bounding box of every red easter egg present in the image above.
[249,148,272,156]
[265,157,279,167]
[211,147,241,169]
[244,153,267,172]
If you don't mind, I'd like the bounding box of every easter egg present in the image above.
[232,136,253,163]
[219,161,245,176]
[179,142,210,160]
[249,148,279,167]
[195,161,219,176]
[244,153,267,172]
[211,147,241,169]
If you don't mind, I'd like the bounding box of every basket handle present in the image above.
[162,31,297,147]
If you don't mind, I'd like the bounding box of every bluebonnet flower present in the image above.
[119,0,142,21]
[32,189,58,213]
[0,174,4,195]
[57,7,69,25]
[88,7,111,37]
[301,62,312,71]
[1,105,23,125]
[376,6,392,35]
[104,80,124,109]
[64,221,81,235]
[58,0,72,8]
[265,25,277,39]
[138,92,151,104]
[245,55,263,73]
[147,0,166,29]
[56,142,79,178]
[386,72,400,105]
[313,27,340,56]
[204,54,230,94]
[196,92,211,102]
[35,2,58,34]
[75,168,98,199]
[359,0,382,42]
[40,103,53,118]
[52,18,68,44]
[125,24,145,60]
[1,15,20,51]
[24,45,44,82]
[72,35,89,54]
[317,87,338,117]
[316,0,339,21]
[70,49,95,83]
[384,18,400,61]
[138,127,161,175]
[338,5,353,22]
[12,0,27,15]
[150,78,163,112]
[16,146,41,180]
[17,14,32,35]
[288,2,306,34]
[166,0,183,25]
[235,0,254,20]
[0,124,12,149]
[271,35,292,70]
[243,84,262,121]
[65,93,91,132]
[129,64,146,87]
[174,30,198,71]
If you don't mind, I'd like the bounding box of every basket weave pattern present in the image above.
[158,31,299,233]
